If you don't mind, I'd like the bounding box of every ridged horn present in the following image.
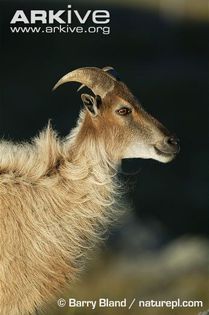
[52,67,116,98]
[77,66,116,93]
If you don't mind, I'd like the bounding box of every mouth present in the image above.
[154,146,176,158]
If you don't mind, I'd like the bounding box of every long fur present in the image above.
[0,112,124,315]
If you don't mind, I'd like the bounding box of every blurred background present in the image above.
[1,0,209,314]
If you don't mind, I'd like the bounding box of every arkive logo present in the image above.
[10,4,111,35]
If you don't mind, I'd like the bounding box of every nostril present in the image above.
[157,136,180,155]
[167,136,180,147]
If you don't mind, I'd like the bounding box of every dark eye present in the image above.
[116,107,132,116]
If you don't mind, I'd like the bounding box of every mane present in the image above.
[0,117,125,314]
[0,125,62,182]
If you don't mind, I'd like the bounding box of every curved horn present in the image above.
[102,66,121,81]
[77,66,116,93]
[102,66,115,72]
[52,67,116,98]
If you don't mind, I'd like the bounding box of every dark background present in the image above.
[1,0,209,242]
[1,2,209,314]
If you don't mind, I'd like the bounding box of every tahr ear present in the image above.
[81,94,102,117]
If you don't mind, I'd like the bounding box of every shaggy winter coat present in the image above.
[0,114,123,315]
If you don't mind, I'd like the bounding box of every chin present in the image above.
[122,146,178,163]
[154,153,176,163]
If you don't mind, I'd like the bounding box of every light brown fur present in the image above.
[0,67,179,315]
[0,115,124,315]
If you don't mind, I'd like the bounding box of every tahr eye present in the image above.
[116,107,132,116]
